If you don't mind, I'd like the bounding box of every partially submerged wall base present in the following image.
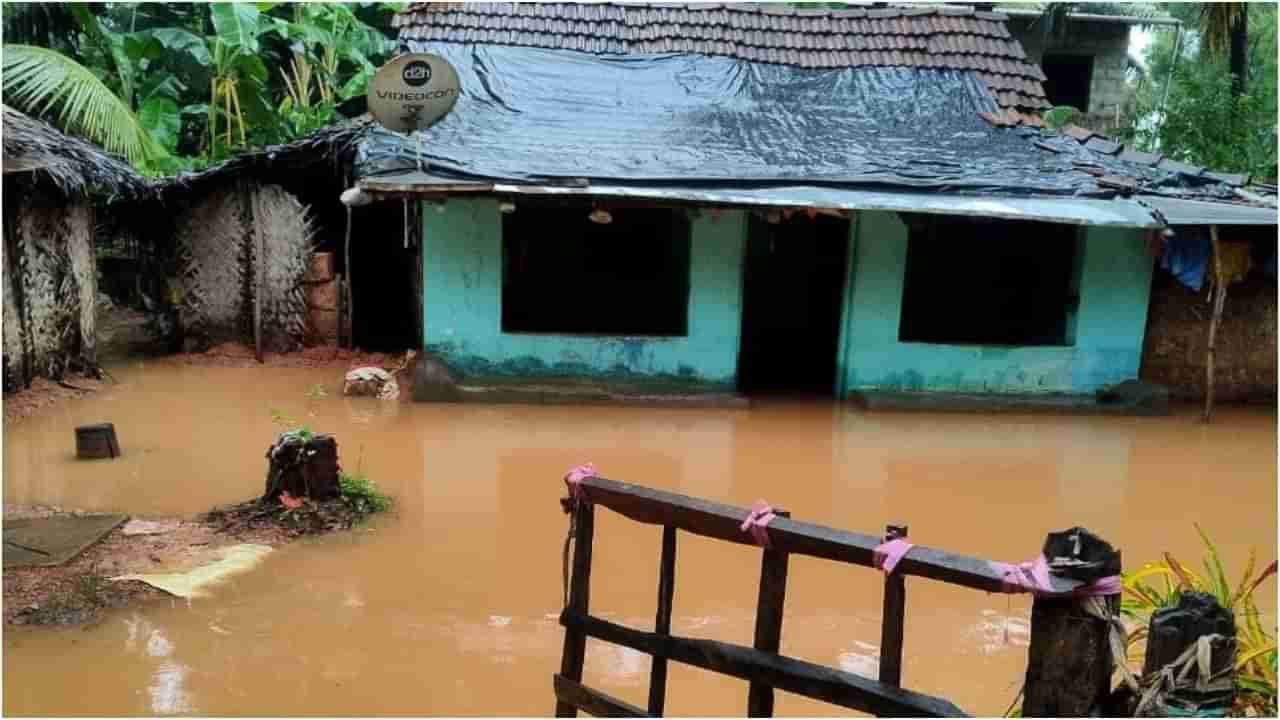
[1141,273,1278,403]
[175,183,313,353]
[2,190,98,391]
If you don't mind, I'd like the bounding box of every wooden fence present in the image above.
[553,476,1107,718]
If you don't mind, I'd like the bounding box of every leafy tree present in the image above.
[2,2,400,175]
[1123,2,1278,179]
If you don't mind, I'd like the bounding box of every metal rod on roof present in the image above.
[1157,24,1183,142]
[1001,8,1183,26]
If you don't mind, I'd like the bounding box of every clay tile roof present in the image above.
[1084,136,1122,156]
[1063,125,1094,143]
[1119,149,1162,167]
[395,2,1047,113]
[1157,158,1204,177]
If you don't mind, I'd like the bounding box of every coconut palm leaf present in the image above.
[1,44,157,166]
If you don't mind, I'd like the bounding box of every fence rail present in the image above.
[574,477,1083,595]
[554,476,1111,718]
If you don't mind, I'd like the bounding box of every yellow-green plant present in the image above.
[1121,524,1277,716]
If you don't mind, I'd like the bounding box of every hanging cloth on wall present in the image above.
[1160,229,1211,291]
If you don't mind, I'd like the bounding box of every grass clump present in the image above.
[339,471,391,515]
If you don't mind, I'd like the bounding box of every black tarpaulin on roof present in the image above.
[355,43,1229,199]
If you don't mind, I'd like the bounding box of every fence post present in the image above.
[1022,527,1121,718]
[648,526,677,716]
[1136,591,1236,716]
[747,510,790,718]
[878,524,908,688]
[555,501,595,718]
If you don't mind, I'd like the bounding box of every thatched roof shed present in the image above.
[1,104,152,201]
[158,116,372,199]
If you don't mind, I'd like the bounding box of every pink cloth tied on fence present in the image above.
[740,500,776,548]
[988,554,1121,597]
[564,463,599,501]
[873,538,915,574]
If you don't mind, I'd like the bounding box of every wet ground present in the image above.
[3,361,1276,716]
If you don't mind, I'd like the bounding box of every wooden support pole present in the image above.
[254,210,264,364]
[556,501,595,718]
[334,272,344,350]
[878,524,908,688]
[648,526,677,717]
[1203,225,1225,424]
[747,510,790,718]
[1022,528,1121,718]
[344,206,353,350]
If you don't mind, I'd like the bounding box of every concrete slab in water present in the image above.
[851,391,1169,416]
[3,514,128,568]
[455,378,750,409]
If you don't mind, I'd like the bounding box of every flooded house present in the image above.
[1,105,153,390]
[345,2,1276,404]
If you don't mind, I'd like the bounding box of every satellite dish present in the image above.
[367,53,461,134]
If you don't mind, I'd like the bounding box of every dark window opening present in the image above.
[1041,54,1093,111]
[737,213,850,396]
[898,216,1080,346]
[501,204,690,336]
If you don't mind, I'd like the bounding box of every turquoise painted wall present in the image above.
[837,211,1154,396]
[421,198,746,386]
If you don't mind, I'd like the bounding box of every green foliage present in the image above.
[1042,105,1081,130]
[1121,524,1277,717]
[268,408,312,442]
[5,2,399,174]
[338,470,391,514]
[1116,2,1279,180]
[1,43,159,166]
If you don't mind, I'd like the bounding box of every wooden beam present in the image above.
[1204,225,1226,424]
[878,524,908,688]
[648,526,677,717]
[554,675,654,718]
[575,477,1079,596]
[561,612,968,718]
[748,510,790,717]
[254,201,264,364]
[343,207,352,349]
[556,502,595,718]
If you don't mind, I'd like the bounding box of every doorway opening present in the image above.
[348,201,418,352]
[737,213,850,396]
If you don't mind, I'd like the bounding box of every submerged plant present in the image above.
[1121,524,1277,716]
[268,408,313,442]
[338,471,390,515]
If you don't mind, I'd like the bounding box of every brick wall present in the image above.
[1141,271,1278,403]
[1008,18,1132,120]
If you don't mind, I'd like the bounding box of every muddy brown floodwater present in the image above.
[3,362,1276,716]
